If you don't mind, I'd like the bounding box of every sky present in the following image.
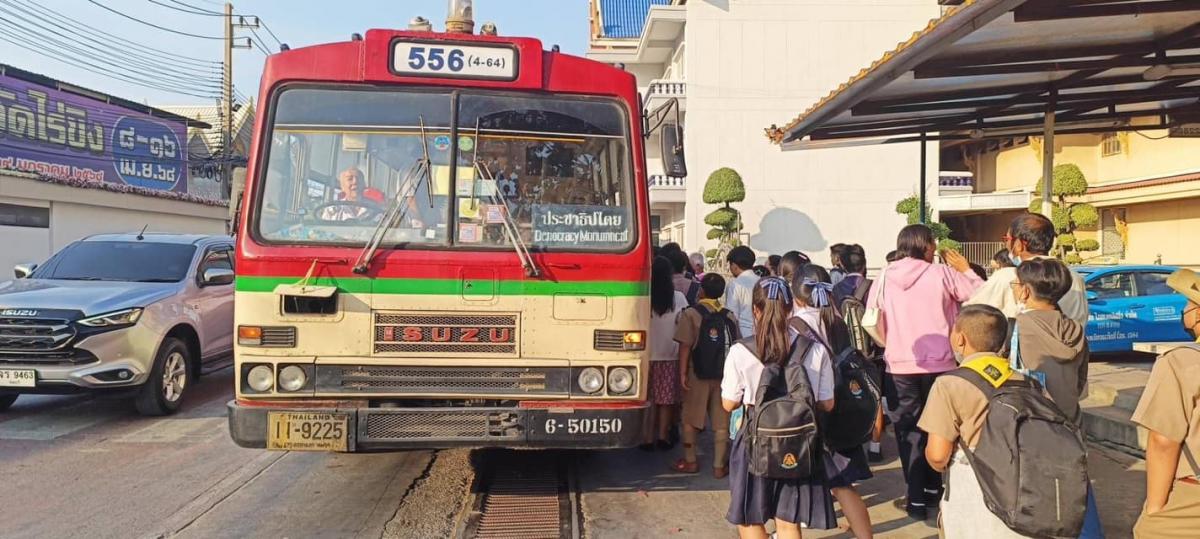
[0,0,590,107]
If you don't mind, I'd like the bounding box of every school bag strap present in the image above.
[739,335,815,409]
[851,276,873,303]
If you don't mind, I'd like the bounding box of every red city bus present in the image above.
[228,13,653,452]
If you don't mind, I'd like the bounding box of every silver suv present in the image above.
[0,233,235,415]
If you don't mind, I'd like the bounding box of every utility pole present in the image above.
[223,2,233,200]
[221,3,256,201]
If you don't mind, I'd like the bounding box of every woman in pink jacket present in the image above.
[865,224,982,520]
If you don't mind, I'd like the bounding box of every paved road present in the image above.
[0,369,433,539]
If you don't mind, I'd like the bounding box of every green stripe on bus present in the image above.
[234,276,648,296]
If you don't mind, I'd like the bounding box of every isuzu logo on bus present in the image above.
[379,325,514,343]
[390,39,518,81]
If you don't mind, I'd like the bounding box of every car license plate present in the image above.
[267,412,349,452]
[0,368,35,388]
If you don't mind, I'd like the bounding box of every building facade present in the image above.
[940,117,1200,268]
[0,65,228,276]
[588,0,942,267]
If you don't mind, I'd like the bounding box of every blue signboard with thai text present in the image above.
[0,73,188,193]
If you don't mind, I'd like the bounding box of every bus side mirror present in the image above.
[660,122,687,178]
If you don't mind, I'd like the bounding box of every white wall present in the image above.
[0,174,227,275]
[683,0,941,268]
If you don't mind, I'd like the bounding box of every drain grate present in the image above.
[461,452,576,539]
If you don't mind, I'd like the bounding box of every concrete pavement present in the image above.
[0,369,434,539]
[578,431,1146,538]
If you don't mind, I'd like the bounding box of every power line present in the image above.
[0,5,222,86]
[147,0,221,16]
[257,20,284,47]
[0,27,220,98]
[19,0,221,67]
[248,27,272,55]
[85,0,224,40]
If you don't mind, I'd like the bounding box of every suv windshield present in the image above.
[34,242,197,282]
[256,87,634,251]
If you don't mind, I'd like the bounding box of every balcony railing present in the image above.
[646,79,686,100]
[939,173,974,194]
[649,174,686,188]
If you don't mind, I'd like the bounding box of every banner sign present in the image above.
[0,73,188,193]
[531,204,631,248]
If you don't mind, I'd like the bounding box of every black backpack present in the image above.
[791,317,881,451]
[839,277,875,356]
[744,336,820,479]
[690,305,739,380]
[948,368,1089,538]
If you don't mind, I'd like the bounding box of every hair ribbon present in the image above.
[802,278,834,308]
[758,277,792,304]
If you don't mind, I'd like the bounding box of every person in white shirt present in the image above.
[965,213,1088,325]
[721,276,837,538]
[724,245,761,340]
[645,256,688,450]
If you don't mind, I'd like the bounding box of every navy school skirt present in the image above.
[726,424,837,528]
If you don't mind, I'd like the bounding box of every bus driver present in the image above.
[321,166,382,221]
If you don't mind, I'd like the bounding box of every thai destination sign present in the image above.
[531,204,631,248]
[0,73,188,193]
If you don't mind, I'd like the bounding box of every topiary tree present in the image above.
[1029,163,1099,264]
[895,195,960,252]
[703,167,746,273]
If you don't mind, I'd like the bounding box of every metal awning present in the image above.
[766,0,1200,150]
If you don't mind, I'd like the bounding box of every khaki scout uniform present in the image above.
[919,354,1029,539]
[1132,344,1200,538]
[673,303,736,467]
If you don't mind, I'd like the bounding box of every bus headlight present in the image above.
[608,367,634,394]
[277,365,307,392]
[246,365,274,392]
[578,367,604,394]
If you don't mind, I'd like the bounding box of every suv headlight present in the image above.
[78,308,143,328]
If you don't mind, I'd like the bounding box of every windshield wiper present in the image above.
[472,119,541,278]
[353,117,432,274]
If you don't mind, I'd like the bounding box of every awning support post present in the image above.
[1041,92,1056,219]
[919,131,928,224]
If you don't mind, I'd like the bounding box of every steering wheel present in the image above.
[310,200,384,224]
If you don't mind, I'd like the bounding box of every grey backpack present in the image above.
[948,368,1089,538]
[744,336,819,479]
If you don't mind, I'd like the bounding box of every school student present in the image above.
[722,277,838,539]
[1131,269,1200,538]
[644,256,687,451]
[790,264,873,539]
[672,273,739,477]
[1010,258,1102,538]
[920,305,1030,538]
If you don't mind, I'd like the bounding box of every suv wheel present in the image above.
[135,337,191,416]
[0,393,17,411]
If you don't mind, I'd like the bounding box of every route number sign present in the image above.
[391,41,517,80]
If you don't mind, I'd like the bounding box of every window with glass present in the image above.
[1087,272,1135,299]
[255,87,635,252]
[1136,272,1174,297]
[33,242,197,282]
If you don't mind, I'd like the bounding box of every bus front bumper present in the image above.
[227,400,650,451]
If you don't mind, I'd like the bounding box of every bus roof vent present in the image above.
[409,16,432,32]
[446,0,474,34]
[480,22,498,36]
[350,33,363,41]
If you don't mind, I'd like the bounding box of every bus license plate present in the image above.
[0,368,35,387]
[267,412,348,452]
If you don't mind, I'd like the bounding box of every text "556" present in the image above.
[406,47,465,72]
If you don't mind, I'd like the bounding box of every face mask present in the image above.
[1009,253,1023,266]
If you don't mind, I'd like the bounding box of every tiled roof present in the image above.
[598,0,671,38]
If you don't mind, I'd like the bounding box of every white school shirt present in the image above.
[720,326,835,406]
[964,259,1089,324]
[723,268,761,339]
[649,291,687,362]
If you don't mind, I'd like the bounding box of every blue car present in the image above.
[1077,265,1192,353]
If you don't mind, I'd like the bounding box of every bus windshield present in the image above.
[256,87,635,251]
